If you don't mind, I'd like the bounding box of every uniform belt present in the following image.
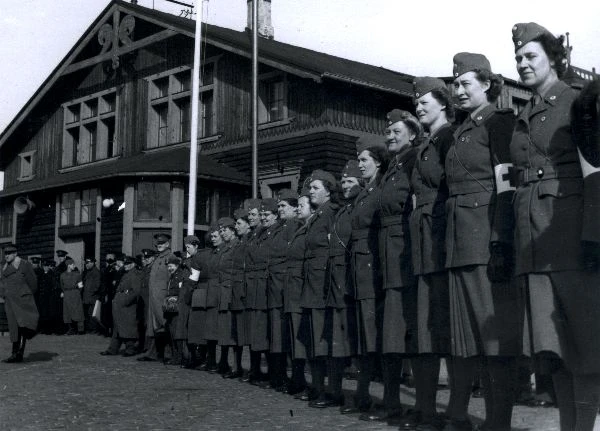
[415,190,447,207]
[448,180,494,196]
[305,249,330,259]
[380,215,404,227]
[516,164,582,186]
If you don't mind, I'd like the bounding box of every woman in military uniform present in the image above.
[409,77,455,428]
[203,224,224,372]
[164,254,188,365]
[509,22,600,431]
[297,170,339,402]
[180,237,199,368]
[444,53,519,431]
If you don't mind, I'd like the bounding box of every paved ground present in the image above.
[0,333,588,430]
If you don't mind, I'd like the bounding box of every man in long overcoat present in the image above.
[60,257,85,335]
[82,257,102,334]
[0,244,39,363]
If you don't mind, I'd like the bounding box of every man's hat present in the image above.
[243,198,262,211]
[3,244,18,254]
[65,257,75,265]
[233,207,248,220]
[184,235,200,246]
[356,135,387,155]
[141,248,156,258]
[56,249,68,257]
[341,160,362,179]
[218,217,236,229]
[413,77,446,99]
[277,189,298,202]
[452,52,492,78]
[115,252,126,262]
[167,254,181,266]
[512,22,553,52]
[84,256,96,264]
[260,198,278,214]
[123,255,136,265]
[30,256,41,264]
[153,233,171,244]
[43,258,55,266]
[308,169,336,187]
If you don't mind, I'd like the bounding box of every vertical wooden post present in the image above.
[252,0,259,198]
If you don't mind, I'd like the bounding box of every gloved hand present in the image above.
[487,242,514,283]
[582,241,600,273]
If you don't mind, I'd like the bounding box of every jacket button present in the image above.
[474,202,479,207]
[541,116,546,122]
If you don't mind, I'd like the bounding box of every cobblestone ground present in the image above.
[0,333,589,430]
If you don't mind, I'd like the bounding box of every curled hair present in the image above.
[429,87,455,121]
[280,198,298,208]
[309,178,341,209]
[535,33,568,79]
[474,69,504,102]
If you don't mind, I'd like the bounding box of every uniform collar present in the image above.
[470,104,496,126]
[430,122,451,142]
[539,80,569,106]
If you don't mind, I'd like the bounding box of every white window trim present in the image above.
[17,150,36,181]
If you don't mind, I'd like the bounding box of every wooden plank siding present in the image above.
[14,192,56,258]
[99,182,124,258]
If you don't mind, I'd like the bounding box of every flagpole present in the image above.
[187,0,203,234]
[251,0,259,198]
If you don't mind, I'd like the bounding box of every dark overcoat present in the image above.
[0,257,39,342]
[284,222,309,314]
[218,238,239,311]
[230,235,248,312]
[245,226,271,311]
[60,270,84,323]
[112,268,142,339]
[410,124,454,275]
[82,266,101,305]
[268,219,302,309]
[326,201,354,308]
[186,248,213,344]
[147,248,171,334]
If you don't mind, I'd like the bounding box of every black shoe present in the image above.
[442,418,474,431]
[100,350,117,356]
[216,364,231,375]
[308,393,344,408]
[285,383,306,396]
[526,398,555,408]
[258,380,273,389]
[122,350,137,357]
[136,355,157,362]
[471,388,484,398]
[2,353,23,363]
[359,407,403,422]
[294,387,319,401]
[207,364,219,373]
[397,409,422,428]
[223,370,244,379]
[340,398,372,414]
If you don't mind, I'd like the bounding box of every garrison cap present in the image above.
[56,249,68,257]
[184,235,200,246]
[260,198,278,213]
[413,77,446,98]
[341,160,362,179]
[167,254,181,266]
[309,169,336,187]
[356,135,387,155]
[209,222,220,233]
[452,52,491,77]
[141,248,156,258]
[84,256,96,263]
[123,255,136,265]
[153,233,171,244]
[385,109,423,139]
[512,22,553,52]
[30,256,41,264]
[218,217,236,229]
[243,198,262,211]
[277,189,297,202]
[233,207,248,220]
[298,183,311,198]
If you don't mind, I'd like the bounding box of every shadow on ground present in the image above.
[24,351,59,362]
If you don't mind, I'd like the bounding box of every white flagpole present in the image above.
[251,0,258,198]
[187,0,203,235]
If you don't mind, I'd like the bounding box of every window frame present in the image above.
[258,71,288,125]
[18,150,36,181]
[0,202,15,242]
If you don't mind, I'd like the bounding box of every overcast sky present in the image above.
[0,0,598,134]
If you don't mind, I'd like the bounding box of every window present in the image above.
[80,189,98,224]
[60,191,77,226]
[184,187,211,225]
[135,182,171,222]
[217,188,246,219]
[60,188,97,226]
[0,204,13,238]
[62,90,119,168]
[18,151,36,181]
[259,72,287,124]
[147,62,217,149]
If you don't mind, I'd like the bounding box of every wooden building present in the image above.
[0,0,532,266]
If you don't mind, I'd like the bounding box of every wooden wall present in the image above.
[14,192,56,259]
[99,182,124,261]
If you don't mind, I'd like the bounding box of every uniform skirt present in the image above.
[298,308,329,358]
[269,307,289,353]
[355,298,382,355]
[175,302,190,341]
[217,310,235,346]
[449,265,521,357]
[63,290,84,323]
[522,271,600,374]
[202,307,219,341]
[232,310,249,346]
[248,309,269,351]
[417,272,451,354]
[187,308,206,345]
[288,312,307,359]
[382,286,418,355]
[327,305,358,358]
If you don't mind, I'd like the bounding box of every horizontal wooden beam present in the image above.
[63,29,177,75]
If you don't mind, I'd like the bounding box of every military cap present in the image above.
[123,255,136,265]
[309,169,336,187]
[277,188,297,202]
[233,207,248,220]
[141,248,156,258]
[184,235,200,246]
[413,77,446,98]
[298,183,311,198]
[341,160,362,179]
[43,258,55,266]
[452,52,491,78]
[385,109,423,139]
[218,217,236,229]
[30,256,41,263]
[64,257,75,265]
[84,257,96,264]
[260,198,278,214]
[209,222,220,233]
[243,198,262,211]
[153,233,171,244]
[115,252,126,262]
[56,249,68,257]
[356,135,387,155]
[512,22,553,52]
[167,254,181,266]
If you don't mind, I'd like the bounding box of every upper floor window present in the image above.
[147,62,217,149]
[60,188,98,226]
[259,72,288,124]
[18,151,36,181]
[0,203,13,238]
[135,182,171,222]
[62,90,118,168]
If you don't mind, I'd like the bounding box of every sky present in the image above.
[0,0,598,135]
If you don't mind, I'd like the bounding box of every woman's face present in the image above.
[277,200,297,220]
[515,41,555,92]
[416,92,445,128]
[357,150,380,180]
[296,196,313,220]
[309,180,330,207]
[235,218,251,236]
[247,208,260,228]
[219,226,236,242]
[385,121,414,153]
[453,71,490,113]
[210,230,223,247]
[185,243,198,257]
[340,176,360,199]
[260,210,278,227]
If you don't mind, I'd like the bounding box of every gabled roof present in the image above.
[0,0,413,149]
[0,147,250,198]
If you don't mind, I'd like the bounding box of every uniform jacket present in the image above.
[445,104,515,268]
[511,80,586,273]
[205,246,223,309]
[60,270,84,322]
[184,248,213,309]
[301,200,338,308]
[350,183,382,300]
[245,226,271,311]
[217,237,239,311]
[410,123,454,275]
[379,145,417,288]
[267,218,302,309]
[230,235,248,311]
[147,248,171,332]
[0,257,39,342]
[112,268,142,339]
[284,221,309,314]
[327,200,355,307]
[82,266,101,305]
